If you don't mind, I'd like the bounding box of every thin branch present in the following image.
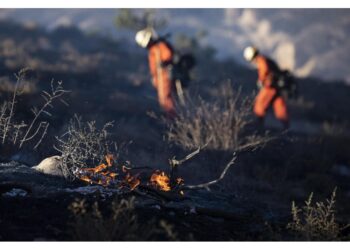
[169,137,212,168]
[19,81,70,148]
[21,121,46,142]
[182,153,237,190]
[2,73,21,144]
[34,122,49,149]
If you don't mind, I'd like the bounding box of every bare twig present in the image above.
[21,121,47,143]
[2,71,23,144]
[55,115,115,179]
[34,122,49,149]
[169,137,212,168]
[12,121,27,145]
[183,153,237,190]
[168,138,212,188]
[19,80,69,148]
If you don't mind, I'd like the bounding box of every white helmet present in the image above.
[135,28,156,48]
[243,46,259,62]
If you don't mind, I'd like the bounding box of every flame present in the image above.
[76,155,185,195]
[80,175,93,183]
[76,154,141,190]
[150,171,171,191]
[105,154,114,167]
[124,173,141,190]
[84,163,108,173]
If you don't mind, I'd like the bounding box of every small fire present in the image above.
[76,155,140,190]
[76,155,184,195]
[150,171,171,191]
[84,163,108,174]
[124,173,141,190]
[105,154,114,167]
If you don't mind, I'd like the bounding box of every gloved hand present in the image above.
[160,60,173,68]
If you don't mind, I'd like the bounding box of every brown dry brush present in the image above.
[166,83,270,152]
[54,115,116,179]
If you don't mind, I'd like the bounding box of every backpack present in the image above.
[266,57,298,99]
[172,53,196,88]
[276,70,298,99]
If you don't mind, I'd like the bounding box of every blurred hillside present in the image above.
[0,9,349,83]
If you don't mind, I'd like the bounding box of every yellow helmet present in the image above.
[243,46,259,62]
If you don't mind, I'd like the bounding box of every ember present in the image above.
[150,171,171,191]
[75,154,187,194]
[124,173,140,190]
[75,154,140,190]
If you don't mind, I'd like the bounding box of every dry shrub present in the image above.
[54,115,116,178]
[287,188,348,240]
[0,68,69,150]
[68,197,178,241]
[167,83,268,151]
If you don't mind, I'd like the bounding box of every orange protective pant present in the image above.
[152,69,176,117]
[254,87,289,122]
[148,41,176,117]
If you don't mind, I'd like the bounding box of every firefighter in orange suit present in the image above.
[135,28,176,117]
[244,46,289,129]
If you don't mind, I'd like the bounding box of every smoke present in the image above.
[0,9,349,83]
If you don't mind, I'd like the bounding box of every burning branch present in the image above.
[183,153,237,190]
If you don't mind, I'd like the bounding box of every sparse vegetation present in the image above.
[0,68,69,152]
[287,188,347,240]
[166,83,269,151]
[68,196,178,241]
[54,115,116,178]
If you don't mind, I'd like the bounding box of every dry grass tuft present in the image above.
[166,83,269,151]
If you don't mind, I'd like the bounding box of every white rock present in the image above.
[32,155,64,177]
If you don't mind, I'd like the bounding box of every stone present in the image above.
[32,155,64,177]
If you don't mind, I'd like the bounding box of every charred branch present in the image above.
[183,153,236,190]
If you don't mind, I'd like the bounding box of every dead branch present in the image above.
[19,80,69,148]
[2,71,23,144]
[34,122,49,149]
[236,135,273,153]
[169,137,212,168]
[182,153,237,190]
[168,138,212,188]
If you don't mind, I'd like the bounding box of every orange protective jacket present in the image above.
[254,55,289,122]
[148,40,175,116]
